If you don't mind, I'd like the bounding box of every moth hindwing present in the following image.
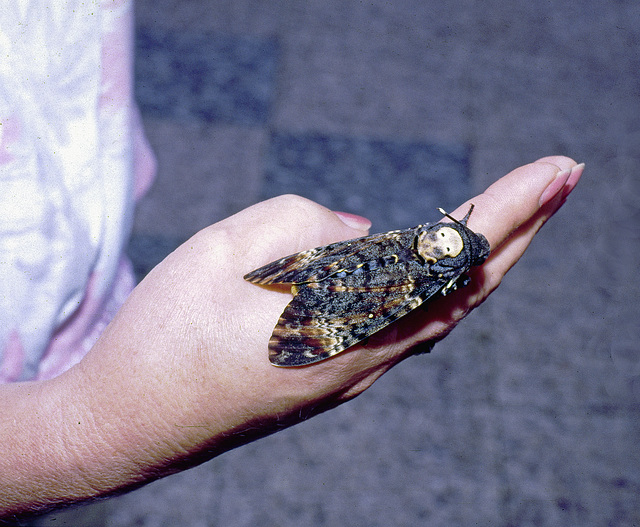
[244,205,490,367]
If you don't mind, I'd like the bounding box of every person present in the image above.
[0,158,583,518]
[0,0,585,520]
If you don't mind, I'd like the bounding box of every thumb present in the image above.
[332,211,372,231]
[220,195,371,272]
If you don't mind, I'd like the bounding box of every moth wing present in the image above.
[268,269,447,366]
[244,229,416,285]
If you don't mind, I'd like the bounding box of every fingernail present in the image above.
[333,211,372,231]
[539,168,571,207]
[561,162,585,200]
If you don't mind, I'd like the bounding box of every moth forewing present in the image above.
[244,205,490,366]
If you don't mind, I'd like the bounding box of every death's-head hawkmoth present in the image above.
[244,205,490,367]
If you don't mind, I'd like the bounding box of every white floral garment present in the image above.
[0,0,154,381]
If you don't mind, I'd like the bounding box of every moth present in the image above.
[244,205,490,367]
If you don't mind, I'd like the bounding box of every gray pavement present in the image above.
[38,1,640,525]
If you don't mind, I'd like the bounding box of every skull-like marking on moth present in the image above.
[244,205,490,366]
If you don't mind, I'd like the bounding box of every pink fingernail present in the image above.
[333,211,372,231]
[539,168,571,207]
[561,162,585,200]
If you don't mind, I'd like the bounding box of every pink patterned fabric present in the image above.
[0,0,155,382]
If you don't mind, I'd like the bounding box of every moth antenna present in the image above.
[437,204,475,226]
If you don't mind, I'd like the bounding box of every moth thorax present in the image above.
[416,226,464,263]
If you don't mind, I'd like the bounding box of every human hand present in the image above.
[106,154,579,453]
[4,156,582,514]
[82,155,583,469]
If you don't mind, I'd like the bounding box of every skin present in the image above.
[0,156,583,519]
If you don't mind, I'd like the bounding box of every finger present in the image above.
[465,159,584,294]
[399,158,584,333]
[452,157,580,250]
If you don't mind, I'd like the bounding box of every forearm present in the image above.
[0,377,114,517]
[0,356,223,518]
[0,351,219,517]
[0,302,218,518]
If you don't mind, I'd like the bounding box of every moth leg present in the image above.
[410,340,437,355]
[440,273,470,296]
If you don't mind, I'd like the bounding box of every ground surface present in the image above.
[37,1,639,526]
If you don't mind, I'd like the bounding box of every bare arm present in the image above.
[0,156,583,519]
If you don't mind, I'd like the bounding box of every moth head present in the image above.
[416,205,491,267]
